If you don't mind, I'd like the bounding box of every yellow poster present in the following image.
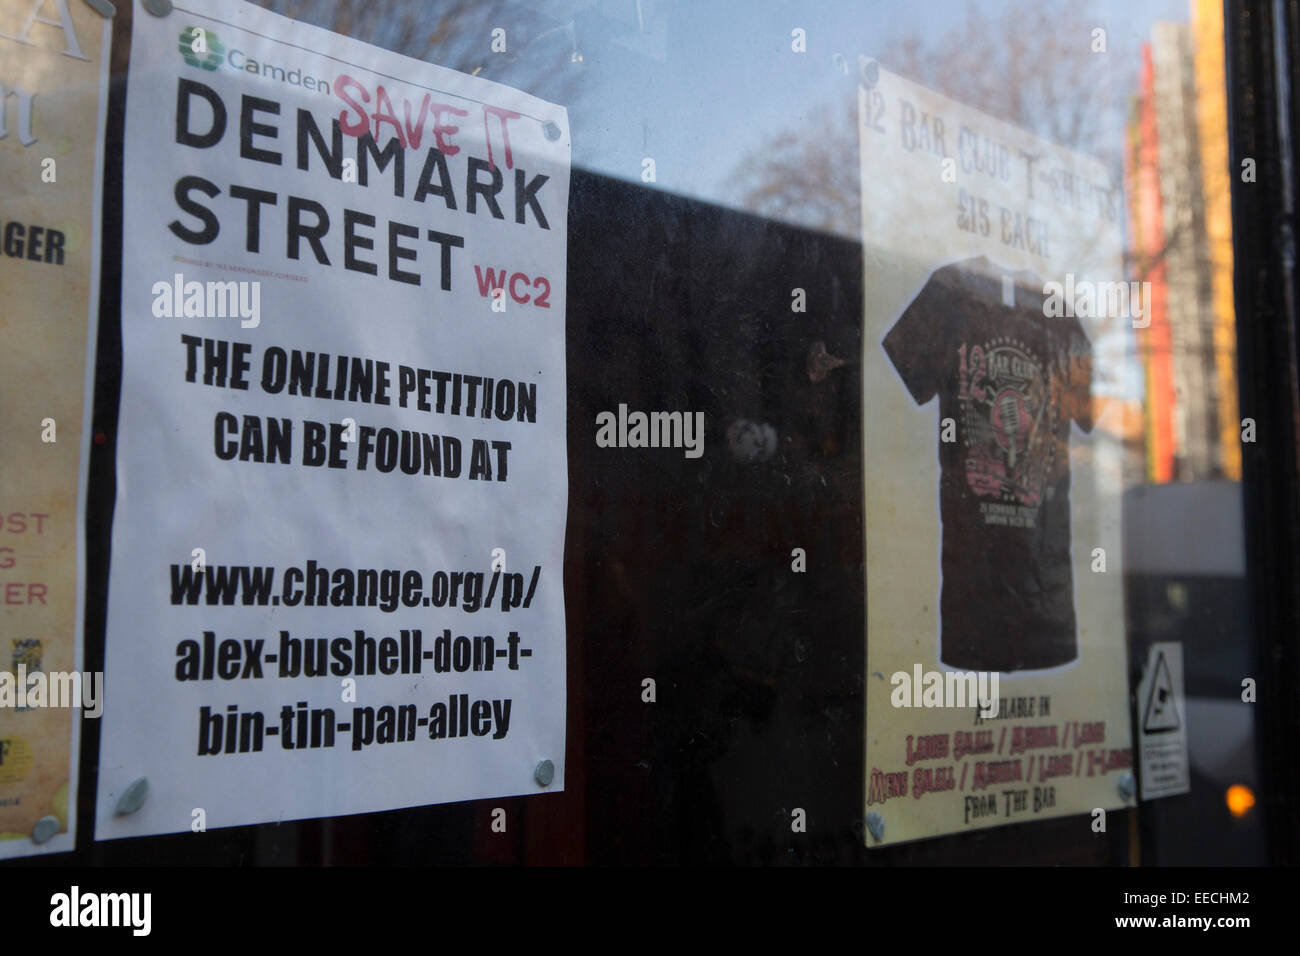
[0,0,112,857]
[859,62,1135,845]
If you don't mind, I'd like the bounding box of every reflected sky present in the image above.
[524,0,1194,209]
[254,0,1224,424]
[258,0,1196,214]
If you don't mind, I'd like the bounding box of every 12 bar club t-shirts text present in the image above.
[883,256,1094,672]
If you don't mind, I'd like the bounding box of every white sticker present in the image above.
[1137,642,1190,799]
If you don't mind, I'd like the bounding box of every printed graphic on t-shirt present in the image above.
[882,257,1093,672]
[960,337,1054,519]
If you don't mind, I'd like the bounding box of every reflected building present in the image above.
[1125,0,1241,483]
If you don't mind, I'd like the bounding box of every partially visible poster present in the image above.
[859,62,1134,845]
[0,0,112,859]
[96,0,569,839]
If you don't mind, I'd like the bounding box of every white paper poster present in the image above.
[1,0,112,859]
[859,62,1134,845]
[96,0,569,839]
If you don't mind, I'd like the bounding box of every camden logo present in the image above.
[179,26,224,71]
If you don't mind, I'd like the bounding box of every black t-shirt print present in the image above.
[882,256,1094,672]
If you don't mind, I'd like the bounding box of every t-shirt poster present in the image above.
[858,63,1133,845]
[0,0,112,859]
[96,0,569,840]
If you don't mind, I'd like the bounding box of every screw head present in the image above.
[542,120,562,141]
[866,810,885,842]
[31,815,61,844]
[142,0,174,16]
[534,759,555,787]
[115,777,149,816]
[1117,773,1136,802]
[858,56,880,89]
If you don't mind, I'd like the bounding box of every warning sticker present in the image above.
[1137,643,1189,798]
